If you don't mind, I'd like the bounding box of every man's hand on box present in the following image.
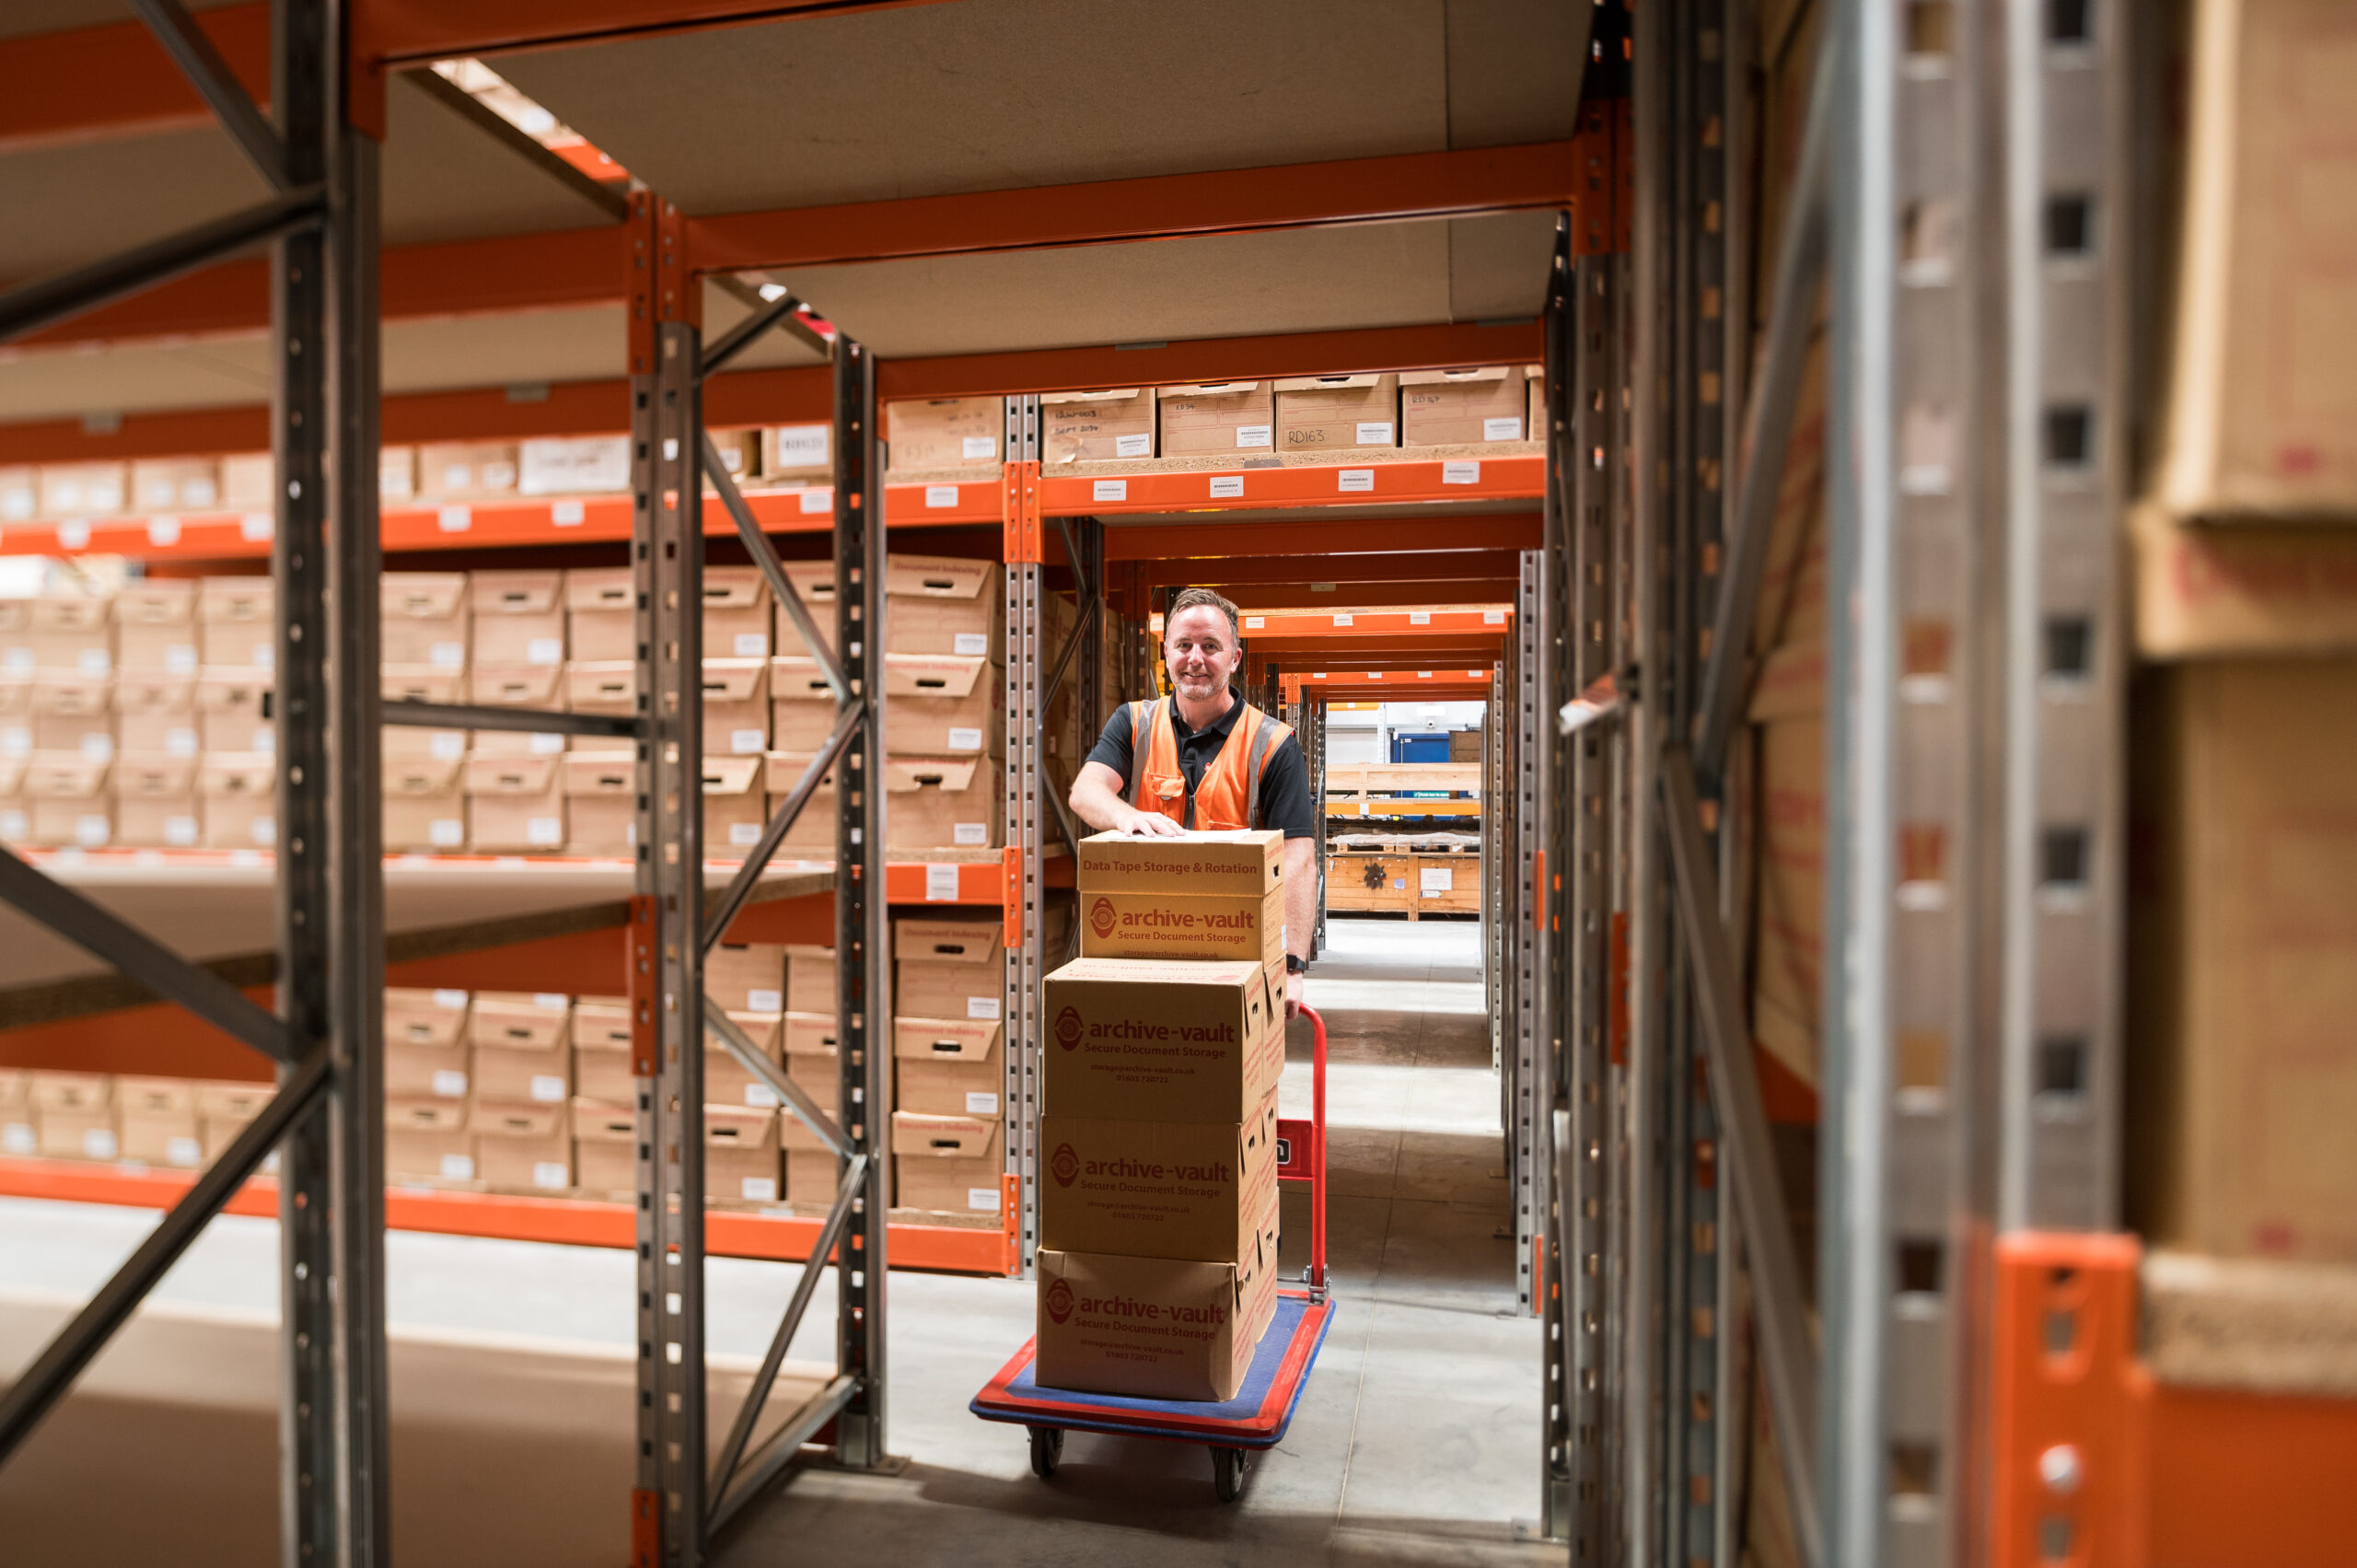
[1117,806,1185,838]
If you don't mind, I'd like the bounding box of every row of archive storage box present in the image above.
[0,554,1128,856]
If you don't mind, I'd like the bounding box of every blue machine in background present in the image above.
[1390,732,1450,763]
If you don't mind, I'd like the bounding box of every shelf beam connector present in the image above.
[128,0,289,192]
[0,1046,327,1464]
[0,843,296,1064]
[1661,745,1823,1568]
[1690,17,1837,781]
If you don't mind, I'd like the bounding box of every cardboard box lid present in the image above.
[195,668,271,711]
[385,754,464,795]
[470,663,564,707]
[29,595,110,633]
[1272,373,1389,391]
[1399,366,1517,386]
[704,1103,778,1148]
[472,990,572,1039]
[562,753,636,797]
[115,752,197,796]
[473,1099,567,1140]
[700,657,768,703]
[114,670,194,713]
[715,1008,783,1051]
[385,986,470,1040]
[893,917,1003,963]
[471,568,564,615]
[1158,380,1262,397]
[199,576,273,622]
[30,671,110,714]
[885,756,981,794]
[195,753,274,797]
[388,1095,468,1132]
[761,749,838,794]
[115,1074,196,1115]
[892,1015,1003,1062]
[381,667,465,703]
[782,1012,840,1057]
[565,660,637,708]
[882,653,988,700]
[23,753,106,797]
[564,567,634,611]
[196,1080,274,1117]
[1039,387,1148,405]
[1076,829,1283,893]
[766,657,842,702]
[701,754,761,797]
[0,756,26,795]
[571,1096,637,1141]
[892,1109,997,1156]
[886,554,996,602]
[701,567,769,611]
[572,998,634,1050]
[463,752,560,794]
[116,580,195,626]
[382,573,470,621]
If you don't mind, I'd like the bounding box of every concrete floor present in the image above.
[0,915,1550,1565]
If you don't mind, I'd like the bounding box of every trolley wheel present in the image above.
[1211,1446,1247,1503]
[1028,1425,1063,1479]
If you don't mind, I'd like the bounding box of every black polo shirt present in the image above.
[1086,692,1316,839]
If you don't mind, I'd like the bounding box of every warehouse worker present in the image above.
[1069,587,1317,1016]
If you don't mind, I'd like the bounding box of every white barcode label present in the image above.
[733,633,768,656]
[436,505,471,533]
[529,1075,565,1103]
[741,1176,779,1202]
[165,645,197,671]
[80,733,112,761]
[240,513,273,540]
[1482,417,1524,441]
[430,641,465,668]
[527,637,563,665]
[433,989,468,1008]
[526,818,563,845]
[772,425,830,468]
[744,1084,779,1109]
[167,1135,202,1167]
[431,1070,467,1098]
[924,863,959,902]
[924,485,958,509]
[967,995,1001,1020]
[967,1187,998,1212]
[748,988,782,1012]
[1092,479,1128,502]
[1420,866,1454,892]
[961,436,997,459]
[80,647,111,675]
[1332,613,1354,626]
[1355,422,1394,444]
[1485,609,1507,624]
[167,729,198,755]
[2,1124,33,1156]
[947,726,982,750]
[1209,476,1245,498]
[165,816,198,845]
[729,821,761,845]
[439,1154,475,1179]
[1443,460,1483,486]
[429,819,464,847]
[953,633,988,656]
[1410,610,1431,625]
[1115,433,1153,458]
[147,517,182,547]
[530,732,564,755]
[965,1091,1000,1115]
[1235,424,1271,448]
[798,487,833,514]
[953,822,987,846]
[551,501,586,527]
[1337,470,1375,493]
[532,1160,568,1189]
[731,728,765,754]
[248,815,273,845]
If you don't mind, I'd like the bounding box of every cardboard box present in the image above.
[470,991,571,1051]
[379,445,416,502]
[130,458,222,514]
[885,397,1001,471]
[701,754,767,856]
[416,442,518,501]
[560,753,635,856]
[1034,1207,1279,1401]
[29,1070,110,1112]
[702,658,770,755]
[1040,957,1280,1121]
[897,1055,1003,1119]
[0,467,34,523]
[563,660,637,760]
[22,754,111,847]
[26,621,110,677]
[385,987,470,1049]
[703,567,772,661]
[383,754,467,852]
[573,1000,637,1103]
[893,1155,1004,1216]
[468,661,563,711]
[111,752,198,847]
[706,1105,783,1203]
[470,569,566,667]
[380,572,470,672]
[772,650,1002,754]
[197,577,274,671]
[2157,0,2357,517]
[218,453,273,510]
[895,917,1004,1021]
[474,1099,573,1191]
[771,553,1003,661]
[518,436,630,496]
[119,1104,203,1168]
[196,1080,273,1160]
[893,1015,1002,1063]
[1076,829,1283,896]
[2131,505,2357,657]
[761,423,831,482]
[1751,716,1824,1091]
[784,947,836,1016]
[386,1123,477,1186]
[709,429,759,483]
[114,580,199,674]
[34,672,115,760]
[464,752,564,852]
[113,670,198,756]
[38,1104,120,1161]
[37,462,127,517]
[1273,374,1399,450]
[1400,366,1532,446]
[1157,382,1274,457]
[387,1040,471,1102]
[1041,1090,1280,1261]
[886,756,999,851]
[709,942,787,1015]
[2128,660,2357,1263]
[893,1109,998,1162]
[572,1099,637,1195]
[1041,388,1155,464]
[473,1048,573,1107]
[1077,883,1285,966]
[564,568,636,663]
[707,1033,790,1113]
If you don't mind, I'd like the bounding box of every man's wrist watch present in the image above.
[1285,954,1307,975]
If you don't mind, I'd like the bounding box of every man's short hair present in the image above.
[1167,587,1241,640]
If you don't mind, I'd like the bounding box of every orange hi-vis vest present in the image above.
[1124,697,1293,831]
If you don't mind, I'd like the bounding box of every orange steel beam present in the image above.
[1107,514,1541,563]
[356,0,954,65]
[690,142,1580,271]
[1141,550,1527,589]
[1215,580,1520,610]
[0,6,272,153]
[1240,607,1511,636]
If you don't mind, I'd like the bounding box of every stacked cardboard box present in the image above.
[890,916,1004,1220]
[1400,366,1538,446]
[383,571,471,852]
[1031,830,1287,1401]
[385,987,476,1185]
[1041,389,1156,463]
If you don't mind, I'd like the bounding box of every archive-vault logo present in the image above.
[1089,897,1118,938]
[1045,1277,1074,1324]
[1051,1143,1080,1187]
[1054,1005,1084,1051]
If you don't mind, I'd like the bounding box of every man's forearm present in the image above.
[1069,775,1124,832]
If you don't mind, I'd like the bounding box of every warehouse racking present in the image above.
[0,2,2351,1566]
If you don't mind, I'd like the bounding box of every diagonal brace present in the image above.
[704,1004,849,1159]
[130,0,288,191]
[1661,746,1823,1568]
[0,844,294,1063]
[0,1047,328,1465]
[703,431,849,704]
[700,698,865,957]
[703,289,817,376]
[706,1151,868,1520]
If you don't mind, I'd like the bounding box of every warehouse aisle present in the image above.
[0,917,1545,1566]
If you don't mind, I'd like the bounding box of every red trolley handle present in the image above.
[1302,1003,1328,1297]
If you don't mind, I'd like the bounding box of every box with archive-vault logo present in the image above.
[1074,829,1285,966]
[1041,955,1280,1123]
